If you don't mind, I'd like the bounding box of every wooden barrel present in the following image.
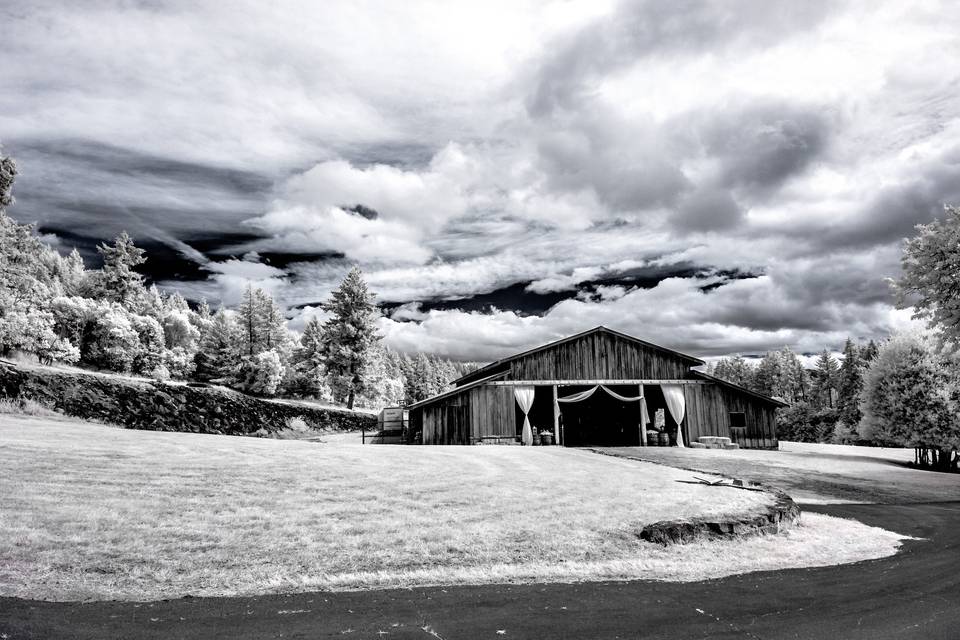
[658,432,671,447]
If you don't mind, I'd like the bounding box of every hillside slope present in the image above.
[0,360,375,436]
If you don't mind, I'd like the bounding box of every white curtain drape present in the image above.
[661,384,686,448]
[558,385,645,403]
[515,386,535,445]
[600,386,643,402]
[557,385,601,403]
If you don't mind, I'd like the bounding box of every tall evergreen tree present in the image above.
[289,315,329,397]
[778,346,809,404]
[860,339,880,362]
[811,350,840,409]
[837,338,864,430]
[0,152,15,209]
[193,308,238,382]
[237,284,265,357]
[404,352,434,403]
[94,231,146,307]
[320,267,381,409]
[752,350,783,398]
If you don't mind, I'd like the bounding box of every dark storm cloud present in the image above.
[527,0,834,117]
[700,102,832,194]
[536,119,690,211]
[6,137,274,259]
[671,188,743,232]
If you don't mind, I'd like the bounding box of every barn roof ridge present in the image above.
[452,325,705,386]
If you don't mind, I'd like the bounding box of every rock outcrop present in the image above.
[0,360,376,436]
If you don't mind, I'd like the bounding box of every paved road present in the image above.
[2,500,958,639]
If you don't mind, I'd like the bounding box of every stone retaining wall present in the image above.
[639,486,801,544]
[0,361,376,436]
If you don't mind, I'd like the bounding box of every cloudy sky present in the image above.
[2,0,957,361]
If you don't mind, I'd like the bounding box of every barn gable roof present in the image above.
[689,370,789,407]
[405,370,508,410]
[452,326,705,387]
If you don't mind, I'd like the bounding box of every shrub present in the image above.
[233,350,284,396]
[161,347,195,380]
[0,397,59,417]
[80,307,140,372]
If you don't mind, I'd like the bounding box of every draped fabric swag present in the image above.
[557,385,650,430]
[661,384,686,448]
[514,386,535,445]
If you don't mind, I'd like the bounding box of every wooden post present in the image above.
[552,385,560,446]
[639,384,647,447]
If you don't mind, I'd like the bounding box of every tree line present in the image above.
[0,153,473,409]
[705,339,877,445]
[707,205,960,471]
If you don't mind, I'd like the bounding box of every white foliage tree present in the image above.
[861,332,959,470]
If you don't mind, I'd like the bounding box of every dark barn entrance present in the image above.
[558,385,645,447]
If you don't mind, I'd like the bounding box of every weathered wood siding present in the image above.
[412,384,515,445]
[508,331,692,381]
[684,384,778,449]
[468,384,515,442]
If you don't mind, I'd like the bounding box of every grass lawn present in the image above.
[597,441,960,504]
[0,415,909,601]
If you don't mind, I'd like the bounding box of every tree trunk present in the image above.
[934,447,953,472]
[347,389,355,410]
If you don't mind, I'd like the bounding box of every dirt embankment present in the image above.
[0,361,375,436]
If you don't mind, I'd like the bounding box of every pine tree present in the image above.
[0,152,15,210]
[258,288,289,353]
[837,338,864,431]
[237,284,264,357]
[289,315,329,397]
[404,352,434,403]
[811,350,840,409]
[320,267,381,409]
[860,340,879,362]
[752,350,783,398]
[94,231,146,307]
[194,308,238,382]
[778,347,809,404]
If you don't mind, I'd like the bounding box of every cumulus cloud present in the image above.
[4,0,960,361]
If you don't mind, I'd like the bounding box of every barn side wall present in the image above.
[684,384,778,449]
[412,384,515,445]
[508,331,693,381]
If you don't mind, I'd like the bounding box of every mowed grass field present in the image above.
[597,441,960,504]
[0,415,909,601]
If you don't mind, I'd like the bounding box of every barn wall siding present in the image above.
[508,331,692,382]
[684,384,778,449]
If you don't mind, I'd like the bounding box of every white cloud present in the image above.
[5,0,960,361]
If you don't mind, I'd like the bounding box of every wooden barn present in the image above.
[406,326,785,449]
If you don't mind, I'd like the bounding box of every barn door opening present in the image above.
[513,386,554,442]
[558,385,643,447]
